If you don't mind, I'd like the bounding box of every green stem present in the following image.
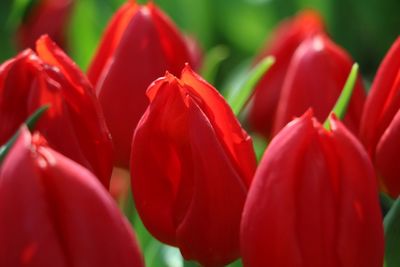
[0,104,49,163]
[323,63,359,130]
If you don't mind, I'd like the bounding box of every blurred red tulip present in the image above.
[241,110,384,267]
[273,34,366,135]
[0,127,144,267]
[88,1,197,168]
[17,0,73,50]
[248,10,324,139]
[0,35,113,187]
[359,37,400,197]
[131,65,256,266]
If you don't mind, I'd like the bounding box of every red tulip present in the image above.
[359,37,400,197]
[0,35,113,187]
[241,110,384,267]
[0,127,144,267]
[248,10,324,139]
[88,1,196,167]
[17,0,73,50]
[130,65,256,266]
[273,34,366,135]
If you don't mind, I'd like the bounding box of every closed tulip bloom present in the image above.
[273,34,366,135]
[249,10,324,139]
[18,0,73,50]
[88,1,195,167]
[0,35,113,187]
[131,65,256,266]
[241,111,384,267]
[0,127,144,267]
[359,37,400,197]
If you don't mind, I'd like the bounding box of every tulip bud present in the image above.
[0,127,144,267]
[130,65,256,266]
[0,35,113,187]
[359,37,400,197]
[241,110,384,267]
[273,34,366,135]
[17,0,73,50]
[88,1,196,167]
[248,10,324,139]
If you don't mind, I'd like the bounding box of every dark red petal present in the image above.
[36,35,114,187]
[0,50,38,144]
[249,10,324,138]
[149,3,194,72]
[241,112,317,267]
[38,145,144,267]
[273,34,365,135]
[17,0,73,49]
[131,77,189,246]
[330,117,384,267]
[175,97,247,266]
[0,129,67,266]
[375,109,400,197]
[87,2,138,85]
[181,65,256,187]
[98,7,171,167]
[359,37,400,156]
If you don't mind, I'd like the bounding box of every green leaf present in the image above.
[380,192,395,217]
[384,196,400,267]
[200,45,229,85]
[323,63,359,129]
[227,56,275,116]
[0,104,49,163]
[252,133,268,163]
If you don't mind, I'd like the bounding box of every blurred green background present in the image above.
[0,0,398,266]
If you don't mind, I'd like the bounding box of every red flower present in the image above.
[273,34,366,135]
[130,65,256,266]
[17,0,73,50]
[241,111,384,267]
[359,37,400,197]
[0,127,144,267]
[0,35,113,187]
[248,10,324,139]
[88,1,196,167]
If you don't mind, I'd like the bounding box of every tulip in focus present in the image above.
[241,110,384,267]
[359,37,400,197]
[248,10,324,139]
[273,33,366,135]
[0,35,113,187]
[88,0,196,167]
[130,65,256,266]
[17,0,73,50]
[0,127,144,267]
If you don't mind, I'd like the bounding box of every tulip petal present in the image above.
[376,109,400,197]
[175,98,247,266]
[98,7,171,166]
[131,77,189,246]
[39,146,143,266]
[330,117,384,267]
[0,129,67,266]
[181,66,256,187]
[0,128,144,267]
[273,34,365,135]
[87,2,138,85]
[36,35,113,186]
[360,37,400,155]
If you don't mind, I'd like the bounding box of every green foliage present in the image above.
[324,63,359,130]
[384,197,400,267]
[227,56,275,116]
